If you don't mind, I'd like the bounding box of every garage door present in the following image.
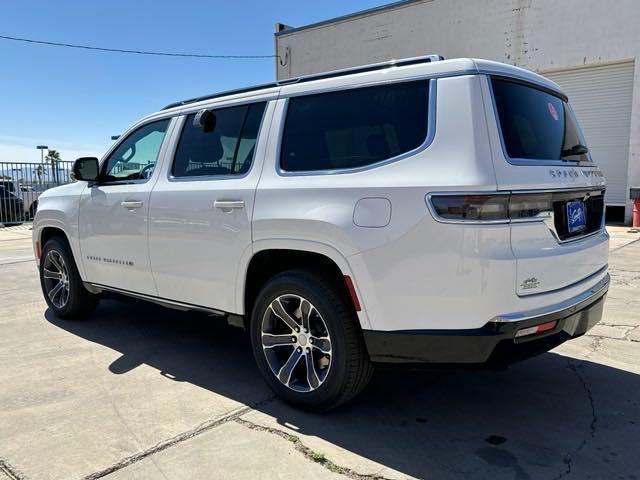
[546,62,634,206]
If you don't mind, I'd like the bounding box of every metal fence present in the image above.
[0,161,75,226]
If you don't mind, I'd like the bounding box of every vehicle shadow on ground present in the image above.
[46,298,640,480]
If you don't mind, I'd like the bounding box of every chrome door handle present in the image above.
[121,200,143,209]
[214,200,245,210]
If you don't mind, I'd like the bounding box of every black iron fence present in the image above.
[0,161,75,226]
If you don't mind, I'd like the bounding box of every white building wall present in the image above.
[275,0,640,221]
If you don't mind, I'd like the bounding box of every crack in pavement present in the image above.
[0,259,35,266]
[552,359,598,480]
[609,236,640,253]
[0,459,28,480]
[235,418,394,480]
[80,396,276,480]
[587,325,640,343]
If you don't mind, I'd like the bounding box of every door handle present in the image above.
[121,200,144,209]
[214,200,245,210]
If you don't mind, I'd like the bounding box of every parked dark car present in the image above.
[0,184,24,226]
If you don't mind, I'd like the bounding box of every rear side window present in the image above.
[280,81,430,172]
[492,78,589,162]
[172,102,266,178]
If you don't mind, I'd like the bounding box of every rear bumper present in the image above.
[363,274,609,365]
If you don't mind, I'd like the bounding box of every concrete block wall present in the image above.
[275,0,640,221]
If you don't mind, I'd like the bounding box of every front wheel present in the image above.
[250,270,373,411]
[40,236,98,319]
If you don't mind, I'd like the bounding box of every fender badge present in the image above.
[521,277,540,290]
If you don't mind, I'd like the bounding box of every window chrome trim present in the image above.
[486,75,596,168]
[276,78,437,177]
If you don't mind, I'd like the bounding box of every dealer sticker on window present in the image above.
[566,200,586,233]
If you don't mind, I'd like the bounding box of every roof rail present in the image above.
[162,54,445,110]
[162,81,280,111]
[278,54,445,85]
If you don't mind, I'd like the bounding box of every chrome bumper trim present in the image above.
[491,273,610,323]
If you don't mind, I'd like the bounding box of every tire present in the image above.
[28,201,38,220]
[39,236,98,319]
[250,270,373,411]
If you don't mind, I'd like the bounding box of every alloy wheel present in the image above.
[261,294,332,392]
[43,250,70,309]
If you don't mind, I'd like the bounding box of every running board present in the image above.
[84,282,227,317]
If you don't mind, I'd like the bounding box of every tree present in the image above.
[45,149,61,163]
[45,150,61,184]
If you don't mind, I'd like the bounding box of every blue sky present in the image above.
[0,0,385,163]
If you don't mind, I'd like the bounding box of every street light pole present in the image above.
[36,145,48,165]
[36,145,48,185]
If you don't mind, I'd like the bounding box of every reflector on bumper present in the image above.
[515,320,558,338]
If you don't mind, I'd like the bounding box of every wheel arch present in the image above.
[35,222,86,280]
[239,240,370,329]
[40,225,69,247]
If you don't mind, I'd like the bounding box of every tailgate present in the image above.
[486,75,608,295]
[510,189,608,295]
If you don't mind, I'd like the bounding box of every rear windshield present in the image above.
[491,78,589,162]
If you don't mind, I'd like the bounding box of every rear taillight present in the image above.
[429,195,509,222]
[429,193,553,223]
[509,193,553,221]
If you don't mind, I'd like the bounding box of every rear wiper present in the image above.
[561,143,589,158]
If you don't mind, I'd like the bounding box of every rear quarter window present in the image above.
[491,78,589,163]
[280,80,430,172]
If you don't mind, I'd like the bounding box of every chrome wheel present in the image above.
[261,294,332,392]
[43,250,70,309]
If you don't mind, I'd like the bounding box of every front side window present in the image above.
[102,119,170,181]
[492,78,589,162]
[171,102,266,178]
[280,81,430,172]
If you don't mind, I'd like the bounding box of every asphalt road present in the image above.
[1,225,639,480]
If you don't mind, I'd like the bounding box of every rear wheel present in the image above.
[40,236,98,319]
[250,270,372,411]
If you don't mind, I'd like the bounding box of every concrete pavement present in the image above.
[0,225,638,480]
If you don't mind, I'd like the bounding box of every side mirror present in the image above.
[73,157,100,182]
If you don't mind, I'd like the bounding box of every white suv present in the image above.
[33,56,609,410]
